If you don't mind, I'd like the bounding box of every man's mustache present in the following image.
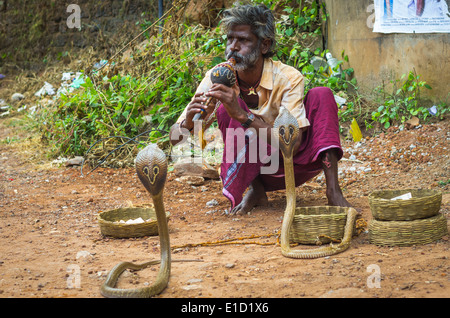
[226,51,244,61]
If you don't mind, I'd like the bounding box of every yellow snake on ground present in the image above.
[100,144,173,298]
[273,106,357,259]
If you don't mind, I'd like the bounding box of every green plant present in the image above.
[0,136,20,144]
[56,51,69,61]
[262,0,358,103]
[369,70,433,129]
[433,100,450,119]
[438,179,450,188]
[38,0,364,160]
[39,74,149,156]
[38,23,226,158]
[273,0,324,68]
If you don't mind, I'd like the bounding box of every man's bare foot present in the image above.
[326,187,352,208]
[321,149,354,209]
[230,177,268,215]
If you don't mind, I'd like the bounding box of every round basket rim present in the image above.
[294,205,354,215]
[368,188,442,201]
[98,206,167,214]
[368,189,442,221]
[97,207,170,227]
[97,207,170,238]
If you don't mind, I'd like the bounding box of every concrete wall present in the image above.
[324,0,450,103]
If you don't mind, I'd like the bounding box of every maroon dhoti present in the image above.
[217,87,343,209]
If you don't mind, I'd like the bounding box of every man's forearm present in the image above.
[246,116,273,145]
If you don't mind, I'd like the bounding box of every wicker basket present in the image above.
[98,206,170,238]
[369,213,448,247]
[368,189,442,221]
[289,206,354,245]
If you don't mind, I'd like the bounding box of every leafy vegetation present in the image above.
[368,70,447,129]
[38,25,226,158]
[35,0,447,163]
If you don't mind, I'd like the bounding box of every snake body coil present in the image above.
[100,107,356,297]
[273,107,357,259]
[101,144,171,298]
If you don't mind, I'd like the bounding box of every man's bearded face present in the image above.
[226,40,261,71]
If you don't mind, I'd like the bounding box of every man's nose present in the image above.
[229,39,239,52]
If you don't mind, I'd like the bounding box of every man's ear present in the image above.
[261,39,272,55]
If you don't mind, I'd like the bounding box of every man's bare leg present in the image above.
[230,175,268,215]
[321,149,352,207]
[230,149,350,214]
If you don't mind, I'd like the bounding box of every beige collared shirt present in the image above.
[176,58,310,129]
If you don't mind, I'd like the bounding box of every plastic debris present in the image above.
[70,75,85,88]
[61,72,72,81]
[93,59,108,70]
[325,52,342,77]
[56,72,84,96]
[35,82,56,97]
[11,93,24,101]
[114,217,153,225]
[428,105,437,116]
[310,56,328,72]
[334,95,347,106]
[349,118,363,142]
[391,193,412,201]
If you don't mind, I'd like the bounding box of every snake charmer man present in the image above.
[170,3,351,215]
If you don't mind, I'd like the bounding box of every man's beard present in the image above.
[226,41,261,71]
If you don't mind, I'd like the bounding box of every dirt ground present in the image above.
[0,112,449,299]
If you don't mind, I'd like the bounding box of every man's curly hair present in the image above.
[221,2,276,58]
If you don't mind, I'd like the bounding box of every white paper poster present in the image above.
[373,0,450,33]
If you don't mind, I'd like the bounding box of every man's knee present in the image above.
[305,86,338,113]
[307,86,334,99]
